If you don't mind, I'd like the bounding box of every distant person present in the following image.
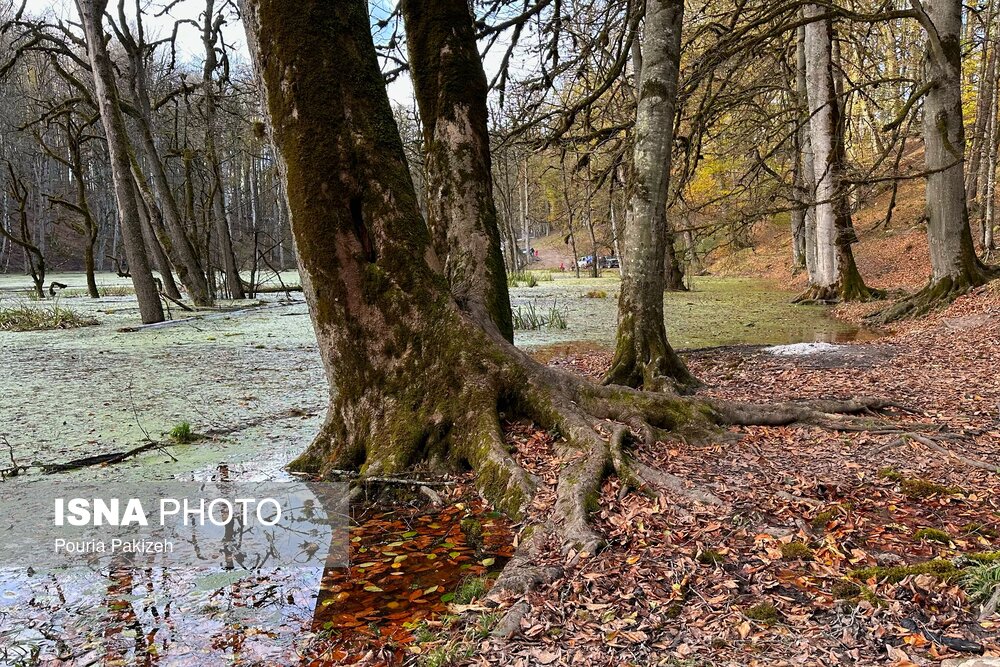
[559,261,565,272]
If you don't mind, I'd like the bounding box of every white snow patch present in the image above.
[764,342,843,356]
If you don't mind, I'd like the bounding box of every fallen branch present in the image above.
[40,440,170,473]
[0,436,27,479]
[159,292,195,312]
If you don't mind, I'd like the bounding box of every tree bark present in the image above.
[240,0,899,581]
[966,0,996,214]
[801,6,872,302]
[790,27,811,272]
[875,0,996,321]
[202,0,245,300]
[135,182,182,300]
[604,0,696,391]
[116,9,214,306]
[400,0,513,341]
[920,0,986,286]
[76,0,163,323]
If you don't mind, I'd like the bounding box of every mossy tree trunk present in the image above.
[241,0,534,515]
[240,0,895,591]
[77,0,164,324]
[876,0,996,321]
[604,0,696,391]
[400,0,514,341]
[801,6,874,303]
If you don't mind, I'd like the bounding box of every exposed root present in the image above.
[609,421,725,508]
[708,397,895,429]
[296,330,910,639]
[868,269,997,324]
[896,432,1000,474]
[548,401,611,556]
[792,283,840,304]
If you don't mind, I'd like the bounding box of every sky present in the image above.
[19,0,420,105]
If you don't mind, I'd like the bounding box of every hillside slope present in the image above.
[710,175,933,294]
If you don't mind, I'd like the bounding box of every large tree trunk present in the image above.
[400,0,514,341]
[877,0,995,321]
[240,0,891,597]
[77,0,164,324]
[240,0,537,517]
[135,184,182,300]
[801,6,873,303]
[604,0,696,391]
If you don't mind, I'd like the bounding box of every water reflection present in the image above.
[0,498,512,665]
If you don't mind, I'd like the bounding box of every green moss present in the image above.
[878,467,903,482]
[811,504,850,532]
[913,527,951,544]
[745,602,780,625]
[697,549,724,565]
[849,559,959,583]
[831,580,861,599]
[460,518,484,551]
[584,290,607,299]
[780,541,814,561]
[967,551,1000,564]
[900,478,963,498]
[879,468,962,497]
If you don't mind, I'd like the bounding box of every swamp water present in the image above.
[0,272,877,664]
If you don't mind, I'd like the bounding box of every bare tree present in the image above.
[76,0,163,323]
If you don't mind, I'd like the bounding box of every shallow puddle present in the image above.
[0,497,512,665]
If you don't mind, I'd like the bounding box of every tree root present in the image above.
[292,327,913,637]
[792,284,840,305]
[892,432,1000,474]
[868,269,997,324]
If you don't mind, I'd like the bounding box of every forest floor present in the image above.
[1,268,998,665]
[456,282,1000,667]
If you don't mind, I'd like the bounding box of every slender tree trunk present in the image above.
[802,5,872,302]
[604,0,695,391]
[560,161,581,279]
[400,0,513,341]
[136,185,182,300]
[202,0,246,300]
[76,0,164,323]
[966,0,996,211]
[132,120,214,306]
[68,139,100,298]
[983,90,999,254]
